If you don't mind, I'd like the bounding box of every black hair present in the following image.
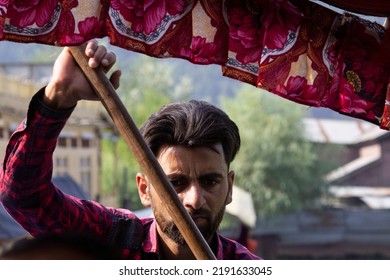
[140,100,240,166]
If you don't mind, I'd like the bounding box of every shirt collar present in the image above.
[141,218,159,255]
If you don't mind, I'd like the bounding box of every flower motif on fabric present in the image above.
[345,71,362,93]
[339,84,376,115]
[229,3,263,64]
[229,0,302,65]
[323,15,385,122]
[260,0,302,50]
[60,17,105,45]
[7,0,59,28]
[4,0,64,37]
[111,0,188,35]
[179,36,218,64]
[275,76,318,106]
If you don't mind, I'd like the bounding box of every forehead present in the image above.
[157,144,227,173]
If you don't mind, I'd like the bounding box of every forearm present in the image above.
[0,89,114,238]
[0,88,74,234]
[0,41,121,238]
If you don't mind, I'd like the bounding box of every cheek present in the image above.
[207,188,231,208]
[151,195,172,215]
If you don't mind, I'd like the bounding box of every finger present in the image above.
[102,51,116,71]
[85,39,98,57]
[109,70,122,89]
[88,45,107,68]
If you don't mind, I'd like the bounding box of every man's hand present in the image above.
[43,40,121,110]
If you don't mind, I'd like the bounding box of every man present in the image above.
[0,40,260,260]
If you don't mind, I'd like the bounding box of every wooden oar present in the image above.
[69,45,216,260]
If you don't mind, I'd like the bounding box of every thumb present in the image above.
[109,70,122,90]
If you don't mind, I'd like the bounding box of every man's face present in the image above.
[142,143,234,245]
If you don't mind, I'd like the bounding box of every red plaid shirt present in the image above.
[0,89,260,260]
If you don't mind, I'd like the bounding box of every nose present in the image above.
[181,182,206,210]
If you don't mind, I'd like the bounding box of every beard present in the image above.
[151,196,228,246]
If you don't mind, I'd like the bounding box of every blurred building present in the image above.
[250,117,390,259]
[304,117,390,209]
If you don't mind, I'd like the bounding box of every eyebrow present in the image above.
[166,172,224,180]
[166,173,187,180]
[198,172,224,180]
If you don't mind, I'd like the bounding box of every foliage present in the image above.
[221,85,331,218]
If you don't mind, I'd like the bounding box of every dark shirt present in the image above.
[0,89,260,260]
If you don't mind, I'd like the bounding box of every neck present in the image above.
[157,229,196,260]
[156,226,218,260]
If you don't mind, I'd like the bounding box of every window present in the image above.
[80,171,91,194]
[71,137,78,148]
[81,132,94,148]
[55,157,68,168]
[81,138,90,148]
[80,157,91,168]
[58,137,67,147]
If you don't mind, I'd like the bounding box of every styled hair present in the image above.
[140,100,240,166]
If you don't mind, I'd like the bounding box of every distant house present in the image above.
[249,117,390,259]
[304,117,390,209]
[252,208,390,259]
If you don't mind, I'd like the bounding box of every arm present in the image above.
[0,40,121,237]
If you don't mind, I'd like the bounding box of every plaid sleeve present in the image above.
[0,88,114,238]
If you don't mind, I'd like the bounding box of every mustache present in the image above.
[187,208,211,219]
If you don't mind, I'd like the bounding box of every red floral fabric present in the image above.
[0,0,389,129]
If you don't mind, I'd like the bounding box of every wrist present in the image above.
[43,82,78,110]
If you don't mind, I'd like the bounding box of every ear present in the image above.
[225,170,235,205]
[136,173,151,207]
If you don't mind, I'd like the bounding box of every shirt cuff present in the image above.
[29,87,75,120]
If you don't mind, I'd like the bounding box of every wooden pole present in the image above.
[69,45,216,260]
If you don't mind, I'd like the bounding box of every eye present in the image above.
[200,176,220,188]
[169,176,189,191]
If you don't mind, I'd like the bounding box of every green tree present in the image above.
[221,85,331,218]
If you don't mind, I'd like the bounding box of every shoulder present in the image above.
[106,207,154,252]
[218,234,262,260]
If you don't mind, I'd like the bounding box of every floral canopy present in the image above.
[1,0,389,129]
